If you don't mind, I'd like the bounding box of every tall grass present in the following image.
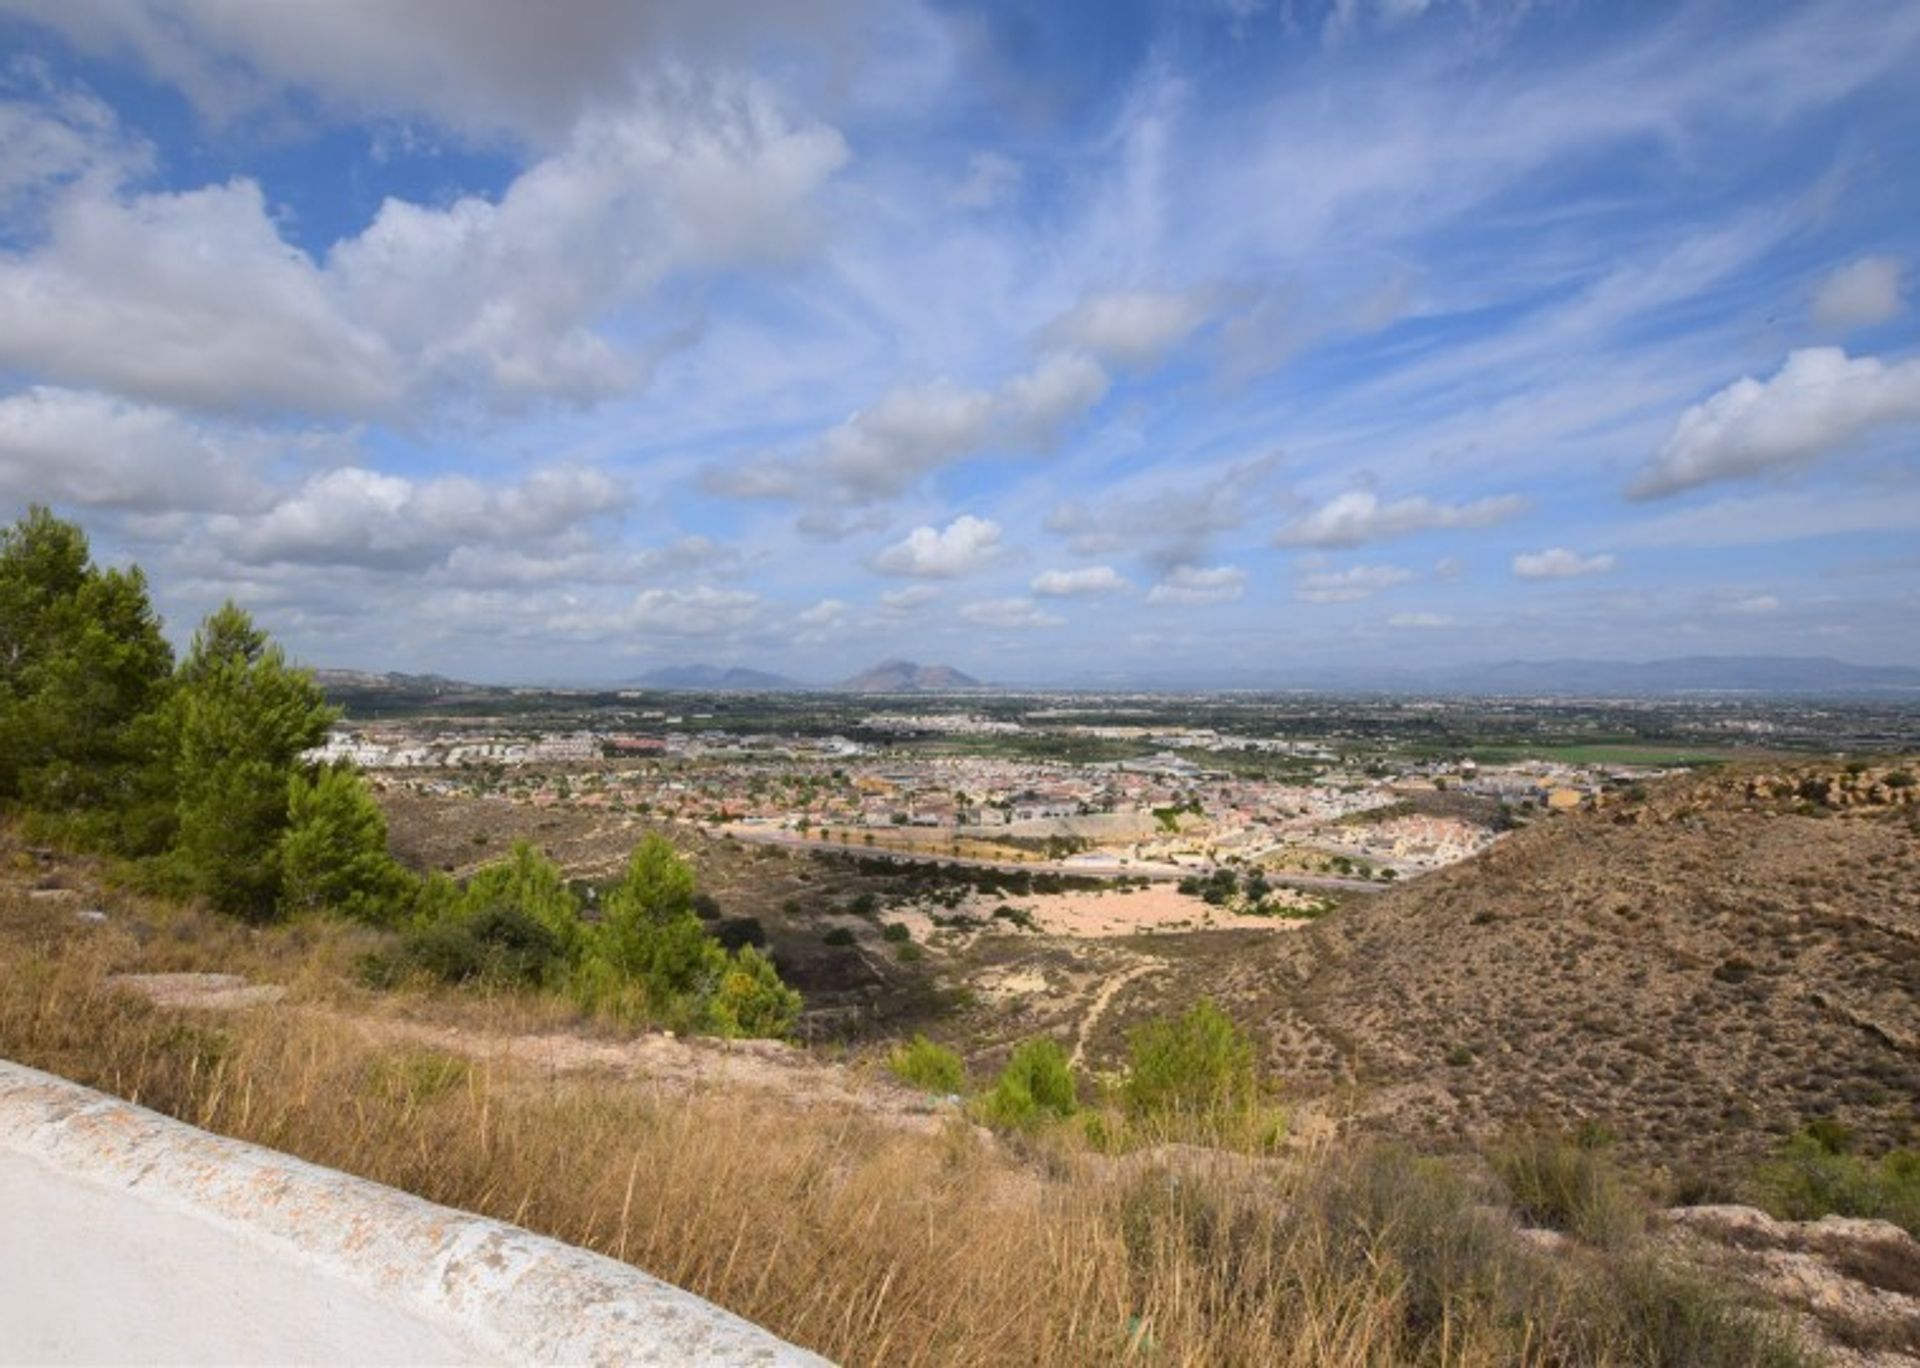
[0,887,1804,1365]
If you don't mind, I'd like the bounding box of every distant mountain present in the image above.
[630,664,804,691]
[311,668,495,697]
[838,659,983,692]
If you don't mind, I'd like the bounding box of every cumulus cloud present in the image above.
[0,385,281,512]
[870,514,1004,578]
[1812,256,1904,331]
[1295,562,1414,603]
[1511,547,1616,580]
[615,585,761,637]
[880,584,941,610]
[0,75,847,418]
[797,597,851,627]
[1631,347,1920,498]
[1044,288,1216,367]
[1030,565,1129,597]
[1146,564,1246,605]
[959,597,1064,629]
[214,464,625,570]
[1275,490,1526,547]
[723,352,1108,504]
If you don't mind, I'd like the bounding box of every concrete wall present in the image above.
[0,1060,828,1366]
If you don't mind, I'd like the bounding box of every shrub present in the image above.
[278,764,413,925]
[889,1035,966,1094]
[714,916,766,951]
[978,1038,1076,1131]
[400,901,568,989]
[1124,1000,1258,1125]
[707,946,802,1040]
[882,921,911,942]
[822,926,856,947]
[1490,1128,1642,1247]
[1748,1130,1920,1237]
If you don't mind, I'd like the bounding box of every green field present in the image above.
[1462,743,1738,766]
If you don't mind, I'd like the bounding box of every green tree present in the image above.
[0,508,173,821]
[456,841,581,953]
[709,946,802,1039]
[279,764,414,923]
[169,602,334,918]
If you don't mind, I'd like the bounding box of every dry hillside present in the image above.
[1227,762,1920,1177]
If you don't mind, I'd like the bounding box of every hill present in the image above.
[837,660,982,692]
[1224,761,1920,1176]
[630,664,803,691]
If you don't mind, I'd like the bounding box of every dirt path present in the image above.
[1068,958,1162,1070]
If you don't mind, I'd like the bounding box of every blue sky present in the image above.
[0,0,1916,683]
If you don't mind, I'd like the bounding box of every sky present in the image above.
[0,0,1917,685]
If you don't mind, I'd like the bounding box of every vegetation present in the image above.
[1747,1125,1920,1238]
[0,508,798,1039]
[1491,1127,1644,1247]
[887,1035,966,1094]
[976,1037,1077,1131]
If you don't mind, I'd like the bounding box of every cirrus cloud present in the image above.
[1275,490,1526,548]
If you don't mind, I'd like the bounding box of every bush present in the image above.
[881,921,911,942]
[714,916,766,951]
[400,901,569,989]
[889,1035,965,1094]
[1748,1130,1920,1237]
[978,1038,1076,1131]
[1490,1128,1642,1247]
[1124,1000,1258,1126]
[708,946,802,1040]
[822,926,856,947]
[278,764,414,924]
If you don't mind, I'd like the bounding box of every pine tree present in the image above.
[170,602,335,919]
[279,764,413,923]
[0,508,172,819]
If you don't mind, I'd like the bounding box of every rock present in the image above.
[73,909,109,925]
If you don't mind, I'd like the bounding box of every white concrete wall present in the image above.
[0,1060,829,1366]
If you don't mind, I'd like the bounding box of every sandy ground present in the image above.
[977,885,1323,938]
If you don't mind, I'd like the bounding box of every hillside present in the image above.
[1230,762,1920,1175]
[838,660,982,692]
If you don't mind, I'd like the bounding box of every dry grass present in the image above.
[1,895,1807,1368]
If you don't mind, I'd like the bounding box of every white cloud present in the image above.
[618,585,762,637]
[1044,288,1216,367]
[952,151,1020,210]
[1146,564,1246,605]
[0,385,279,512]
[797,597,851,627]
[2,0,880,145]
[1511,547,1617,580]
[1812,256,1904,331]
[1631,347,1920,498]
[1030,565,1129,597]
[1275,490,1526,547]
[214,464,625,569]
[1047,452,1281,567]
[880,584,941,610]
[959,597,1063,629]
[0,75,846,418]
[1723,593,1781,615]
[0,67,149,217]
[728,352,1108,504]
[1386,612,1455,629]
[871,514,1004,578]
[1295,562,1415,603]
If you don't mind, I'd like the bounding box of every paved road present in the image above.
[716,825,1391,894]
[0,1147,480,1365]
